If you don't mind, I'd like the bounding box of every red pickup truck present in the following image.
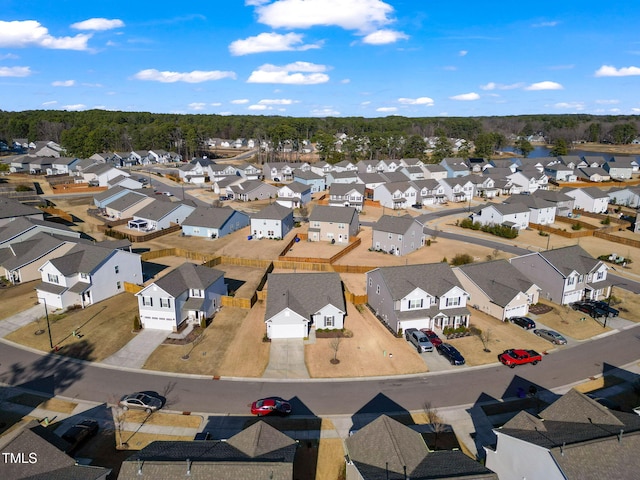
[498,349,542,368]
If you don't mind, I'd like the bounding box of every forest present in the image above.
[0,109,638,162]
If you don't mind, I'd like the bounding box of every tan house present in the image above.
[308,205,359,243]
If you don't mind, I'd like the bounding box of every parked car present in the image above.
[533,329,567,345]
[436,343,465,365]
[509,316,536,330]
[119,392,163,413]
[420,329,442,347]
[588,300,619,317]
[405,328,434,353]
[412,203,423,209]
[498,349,542,368]
[571,301,608,318]
[250,397,292,416]
[62,419,99,454]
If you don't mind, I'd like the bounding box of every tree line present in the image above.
[0,109,637,162]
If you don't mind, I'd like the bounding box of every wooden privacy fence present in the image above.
[221,295,254,309]
[41,206,73,223]
[104,224,182,243]
[124,282,143,294]
[593,231,640,248]
[530,222,594,238]
[344,288,367,305]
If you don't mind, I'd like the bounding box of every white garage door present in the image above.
[504,304,528,320]
[400,319,430,331]
[268,322,307,339]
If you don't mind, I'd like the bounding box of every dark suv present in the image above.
[589,301,619,317]
[571,301,608,318]
[509,316,536,330]
[436,343,465,365]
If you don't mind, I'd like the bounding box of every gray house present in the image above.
[607,186,640,208]
[0,197,45,227]
[308,205,359,244]
[0,217,81,247]
[328,183,366,211]
[181,206,250,239]
[371,214,425,256]
[366,263,471,334]
[130,200,196,231]
[250,203,294,239]
[136,262,226,331]
[228,180,278,202]
[509,245,610,305]
[265,272,346,339]
[531,189,575,217]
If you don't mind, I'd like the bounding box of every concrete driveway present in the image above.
[263,338,310,379]
[101,328,168,369]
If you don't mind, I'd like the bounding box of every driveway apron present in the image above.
[263,338,310,379]
[102,329,168,369]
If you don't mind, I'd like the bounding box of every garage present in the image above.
[399,318,431,332]
[266,321,308,339]
[503,304,528,321]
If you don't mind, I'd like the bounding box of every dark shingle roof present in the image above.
[48,243,116,275]
[539,245,602,276]
[0,217,77,245]
[373,214,419,235]
[372,263,464,300]
[152,262,225,297]
[309,205,358,224]
[0,197,43,220]
[251,203,293,221]
[182,206,247,229]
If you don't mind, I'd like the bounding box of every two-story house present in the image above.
[293,169,325,193]
[308,205,358,243]
[440,158,470,178]
[509,245,610,305]
[473,202,531,230]
[562,187,609,213]
[607,186,640,208]
[36,243,142,310]
[422,163,448,180]
[504,194,557,225]
[411,179,447,205]
[130,200,196,231]
[178,159,213,184]
[250,203,294,240]
[438,177,475,203]
[263,162,295,181]
[136,262,226,331]
[328,183,365,211]
[276,181,312,209]
[181,206,250,238]
[366,262,471,333]
[81,163,128,187]
[371,214,425,256]
[372,181,419,209]
[207,163,239,182]
[532,189,575,217]
[265,272,346,339]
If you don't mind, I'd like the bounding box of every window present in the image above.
[446,297,460,307]
[408,298,423,309]
[398,235,402,241]
[388,233,392,239]
[160,298,171,308]
[47,273,59,284]
[596,271,604,280]
[193,227,200,234]
[368,278,373,287]
[114,265,119,274]
[190,289,202,298]
[338,223,345,229]
[116,281,122,290]
[567,276,576,286]
[376,285,380,295]
[324,316,335,327]
[142,296,153,307]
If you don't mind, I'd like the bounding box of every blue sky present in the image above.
[1,0,640,117]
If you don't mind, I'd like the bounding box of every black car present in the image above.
[62,419,99,453]
[436,343,465,365]
[571,301,608,318]
[412,203,423,209]
[509,316,536,330]
[589,301,619,317]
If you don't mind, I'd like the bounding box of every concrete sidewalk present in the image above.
[0,304,46,338]
[101,328,168,369]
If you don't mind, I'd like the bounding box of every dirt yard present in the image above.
[0,280,41,319]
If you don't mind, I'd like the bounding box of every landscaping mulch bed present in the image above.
[162,326,205,345]
[528,303,554,315]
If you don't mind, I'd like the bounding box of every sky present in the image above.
[1,0,640,118]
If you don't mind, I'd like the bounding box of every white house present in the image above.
[136,262,226,331]
[250,203,295,240]
[563,187,609,213]
[473,203,531,230]
[328,183,365,211]
[36,243,142,310]
[372,181,419,209]
[504,194,557,225]
[130,200,196,231]
[264,272,346,339]
[81,163,129,187]
[276,181,312,209]
[438,177,475,203]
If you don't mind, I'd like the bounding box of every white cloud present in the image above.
[229,32,320,55]
[258,98,296,105]
[525,81,563,90]
[62,103,86,111]
[459,50,468,56]
[248,104,269,110]
[632,108,640,113]
[188,102,207,110]
[0,66,31,77]
[253,0,395,33]
[376,106,398,112]
[362,29,408,45]
[595,99,619,105]
[553,102,585,110]
[231,99,250,104]
[133,69,236,83]
[42,100,57,106]
[532,21,559,28]
[398,97,434,106]
[210,102,222,106]
[609,108,621,113]
[361,101,371,106]
[310,107,340,116]
[594,65,640,77]
[341,78,350,84]
[247,61,329,84]
[52,79,75,87]
[0,53,19,60]
[480,81,524,91]
[450,92,480,101]
[0,20,91,50]
[71,18,125,31]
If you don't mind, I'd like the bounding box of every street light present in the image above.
[37,297,53,349]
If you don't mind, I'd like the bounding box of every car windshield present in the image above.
[255,400,264,408]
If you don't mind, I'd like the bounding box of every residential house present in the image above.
[148,149,171,163]
[504,194,557,225]
[93,185,130,208]
[9,155,29,172]
[438,177,475,203]
[207,163,239,182]
[0,217,81,247]
[32,140,64,158]
[366,262,471,333]
[136,262,226,331]
[380,171,410,183]
[104,191,154,220]
[263,161,295,181]
[373,181,419,209]
[578,156,607,168]
[440,157,470,178]
[507,169,548,193]
[293,169,325,192]
[236,162,262,180]
[106,174,144,190]
[47,156,79,176]
[328,183,365,211]
[371,214,425,256]
[577,166,610,182]
[27,156,54,174]
[603,158,634,180]
[412,179,447,205]
[81,163,129,187]
[178,158,213,184]
[36,243,142,310]
[130,200,196,231]
[211,175,244,195]
[465,157,490,173]
[332,160,358,173]
[0,197,45,227]
[181,206,249,238]
[532,189,575,217]
[544,163,577,182]
[454,260,540,320]
[130,150,150,165]
[118,421,296,480]
[326,169,359,186]
[346,415,497,480]
[308,205,359,243]
[607,186,640,208]
[611,155,639,173]
[89,152,114,164]
[471,176,499,199]
[276,181,312,209]
[422,163,448,180]
[400,165,425,180]
[400,157,424,168]
[563,187,609,213]
[473,202,530,230]
[265,272,346,338]
[250,203,294,239]
[111,151,139,168]
[310,160,335,177]
[357,159,384,174]
[485,389,640,480]
[558,155,582,170]
[509,245,611,305]
[357,172,387,192]
[227,180,278,202]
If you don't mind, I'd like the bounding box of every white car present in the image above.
[119,392,163,413]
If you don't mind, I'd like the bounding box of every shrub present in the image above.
[538,230,549,236]
[426,239,431,247]
[601,216,611,225]
[451,253,474,266]
[15,184,33,192]
[200,317,207,329]
[133,315,142,331]
[441,257,448,264]
[571,223,582,231]
[396,328,403,338]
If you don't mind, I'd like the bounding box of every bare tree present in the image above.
[330,336,342,364]
[422,401,448,450]
[111,405,128,448]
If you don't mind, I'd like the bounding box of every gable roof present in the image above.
[105,191,149,211]
[563,186,609,199]
[151,262,225,297]
[183,206,246,229]
[251,203,293,221]
[373,214,420,235]
[372,263,465,300]
[538,245,603,276]
[281,181,311,194]
[47,243,117,275]
[266,272,345,320]
[330,183,366,196]
[0,217,78,245]
[134,200,191,221]
[0,197,43,220]
[309,205,358,224]
[293,169,323,180]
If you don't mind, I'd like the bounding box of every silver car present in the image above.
[405,328,434,353]
[119,392,163,413]
[533,329,567,345]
